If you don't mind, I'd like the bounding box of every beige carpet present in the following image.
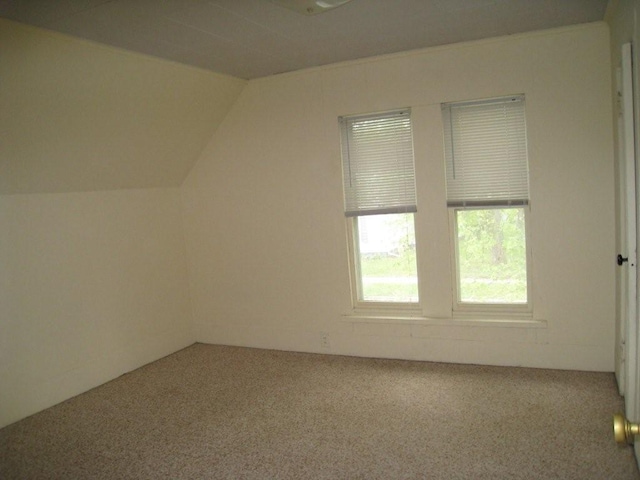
[1,343,638,479]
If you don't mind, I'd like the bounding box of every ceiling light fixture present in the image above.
[268,0,353,16]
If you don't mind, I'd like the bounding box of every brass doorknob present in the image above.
[613,413,640,444]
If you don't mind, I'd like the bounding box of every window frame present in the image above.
[442,94,532,317]
[339,108,422,312]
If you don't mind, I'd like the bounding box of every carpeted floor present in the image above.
[1,343,638,479]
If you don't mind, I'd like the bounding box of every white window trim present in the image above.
[448,205,533,316]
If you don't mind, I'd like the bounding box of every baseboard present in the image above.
[196,322,613,372]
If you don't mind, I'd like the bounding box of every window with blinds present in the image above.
[442,95,529,208]
[340,109,416,217]
[339,109,419,305]
[442,95,531,308]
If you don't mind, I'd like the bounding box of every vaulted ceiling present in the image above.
[0,0,609,80]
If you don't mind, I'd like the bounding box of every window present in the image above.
[339,109,419,306]
[442,95,531,310]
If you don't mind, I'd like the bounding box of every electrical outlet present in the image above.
[320,332,331,350]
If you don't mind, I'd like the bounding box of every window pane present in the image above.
[355,213,419,303]
[456,208,527,304]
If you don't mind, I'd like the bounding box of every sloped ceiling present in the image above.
[0,19,246,194]
[0,0,609,80]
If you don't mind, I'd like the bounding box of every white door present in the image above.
[617,42,640,461]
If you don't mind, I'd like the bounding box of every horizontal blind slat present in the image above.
[340,109,416,216]
[442,96,529,206]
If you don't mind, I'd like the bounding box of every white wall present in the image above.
[182,23,615,372]
[0,20,244,428]
[0,189,193,427]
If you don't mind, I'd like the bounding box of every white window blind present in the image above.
[340,109,417,217]
[442,95,529,207]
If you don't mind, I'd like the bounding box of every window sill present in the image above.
[341,311,546,329]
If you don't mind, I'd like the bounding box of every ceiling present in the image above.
[0,0,609,79]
